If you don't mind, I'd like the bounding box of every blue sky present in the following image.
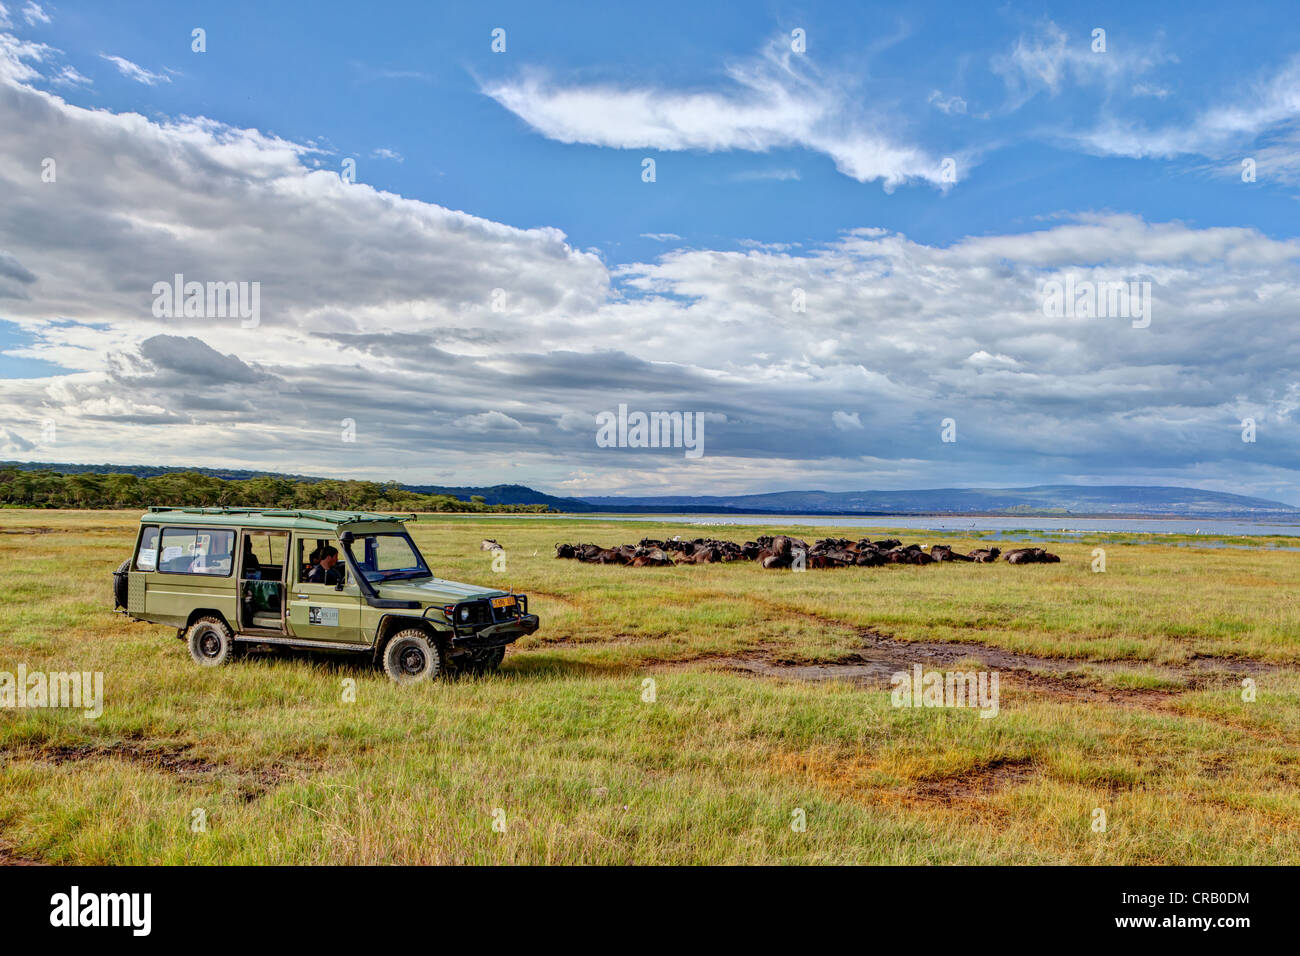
[2,1,1300,500]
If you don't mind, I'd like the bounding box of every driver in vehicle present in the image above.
[306,546,343,585]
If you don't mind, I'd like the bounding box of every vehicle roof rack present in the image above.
[144,506,416,523]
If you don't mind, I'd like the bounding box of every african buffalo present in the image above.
[1003,547,1060,564]
[930,544,974,562]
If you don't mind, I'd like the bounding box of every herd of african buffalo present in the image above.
[548,535,1061,569]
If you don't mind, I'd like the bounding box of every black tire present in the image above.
[187,616,237,667]
[112,558,130,609]
[381,629,446,684]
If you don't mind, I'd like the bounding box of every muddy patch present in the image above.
[8,741,296,799]
[777,750,1039,807]
[0,838,45,866]
[0,527,55,535]
[1185,652,1278,676]
[709,627,1279,707]
[904,757,1038,804]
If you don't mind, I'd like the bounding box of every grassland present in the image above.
[2,509,1299,864]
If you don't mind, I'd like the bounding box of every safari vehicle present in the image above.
[111,507,538,682]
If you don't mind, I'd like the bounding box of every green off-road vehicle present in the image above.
[112,507,538,682]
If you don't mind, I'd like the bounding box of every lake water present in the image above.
[509,513,1300,538]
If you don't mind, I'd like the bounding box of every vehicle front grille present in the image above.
[491,599,522,622]
[455,595,527,628]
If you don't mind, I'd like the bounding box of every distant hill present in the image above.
[402,483,601,512]
[576,485,1300,518]
[4,463,1296,518]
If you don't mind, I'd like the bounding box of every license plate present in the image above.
[491,596,516,609]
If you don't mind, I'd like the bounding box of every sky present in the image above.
[1,1,1300,501]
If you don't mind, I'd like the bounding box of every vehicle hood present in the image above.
[373,577,509,605]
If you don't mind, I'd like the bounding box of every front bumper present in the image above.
[452,614,540,648]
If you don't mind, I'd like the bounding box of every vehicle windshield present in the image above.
[349,532,431,582]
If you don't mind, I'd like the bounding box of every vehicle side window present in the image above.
[136,527,159,571]
[158,528,234,576]
[298,537,341,584]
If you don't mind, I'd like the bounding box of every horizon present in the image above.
[4,459,1297,509]
[3,3,1300,502]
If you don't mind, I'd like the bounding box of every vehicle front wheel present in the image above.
[382,630,446,684]
[187,616,237,667]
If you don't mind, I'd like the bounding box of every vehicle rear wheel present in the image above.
[187,616,236,667]
[382,629,445,684]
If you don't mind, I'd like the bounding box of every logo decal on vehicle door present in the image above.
[308,606,339,626]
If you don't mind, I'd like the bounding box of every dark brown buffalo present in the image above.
[967,547,1001,563]
[630,547,675,567]
[930,544,973,562]
[854,550,887,567]
[1003,547,1060,564]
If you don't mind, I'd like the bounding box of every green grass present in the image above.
[2,509,1299,864]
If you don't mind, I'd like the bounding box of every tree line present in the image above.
[0,468,551,513]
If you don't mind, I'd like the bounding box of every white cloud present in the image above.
[484,41,957,190]
[21,2,48,26]
[50,64,90,87]
[370,147,403,162]
[99,53,170,85]
[966,351,1019,367]
[993,24,1300,171]
[927,90,967,114]
[1078,55,1300,161]
[737,239,799,251]
[453,411,535,433]
[732,167,801,181]
[640,233,682,242]
[1130,83,1169,100]
[992,21,1173,109]
[831,410,862,430]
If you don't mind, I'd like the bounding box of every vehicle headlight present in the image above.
[459,606,470,622]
